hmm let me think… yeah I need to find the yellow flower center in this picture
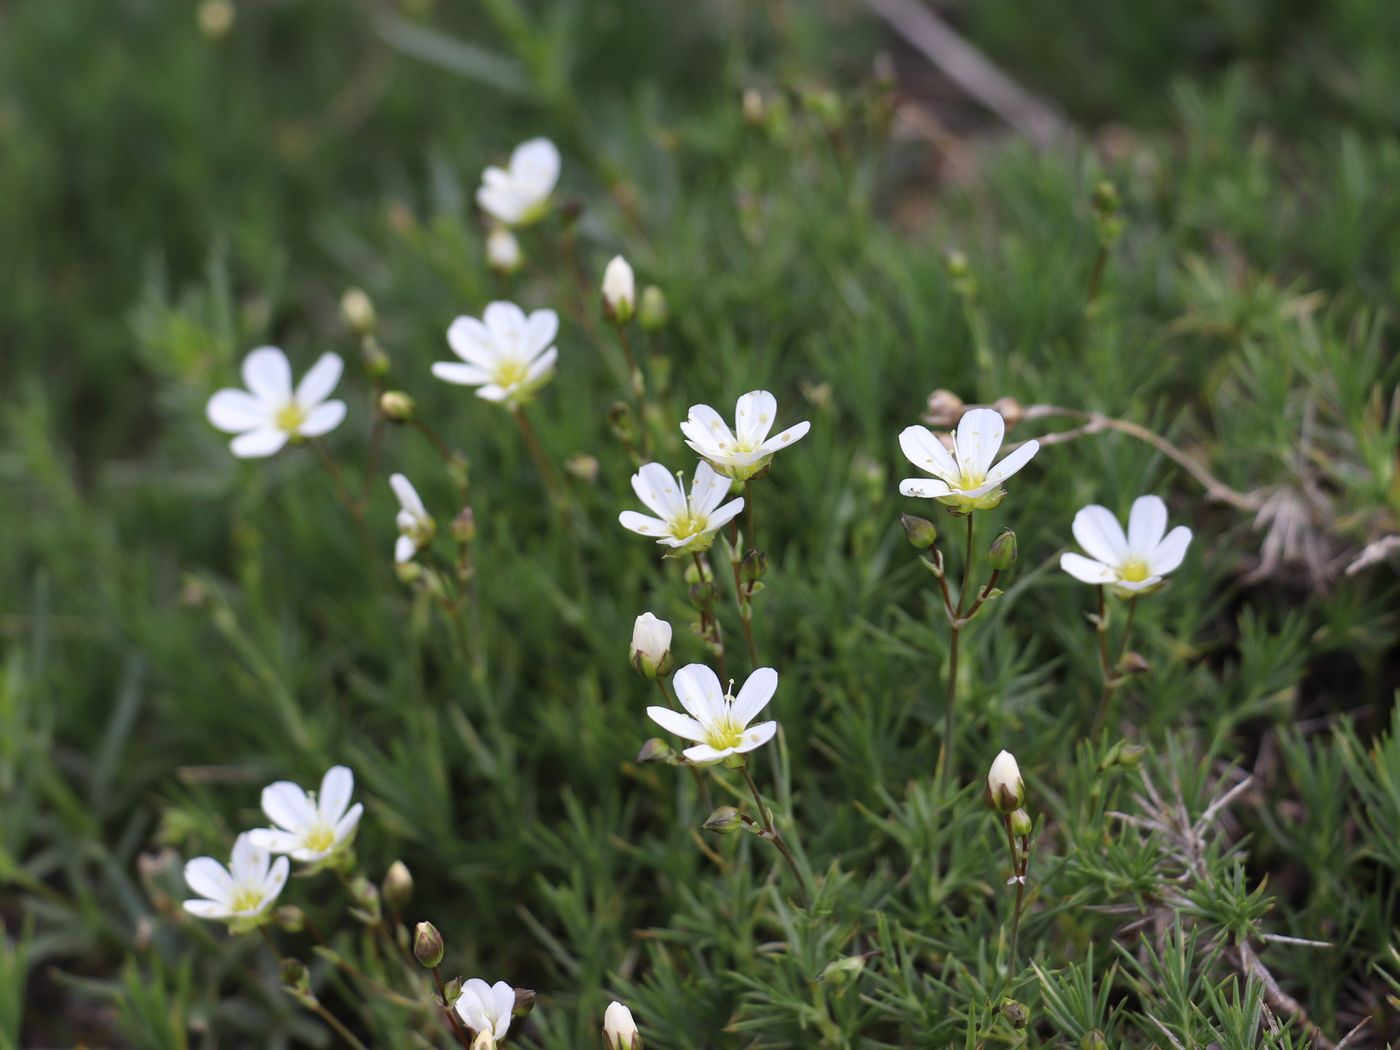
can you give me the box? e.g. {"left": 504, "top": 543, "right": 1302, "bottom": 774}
{"left": 492, "top": 358, "right": 530, "bottom": 389}
{"left": 667, "top": 513, "right": 709, "bottom": 541}
{"left": 230, "top": 887, "right": 264, "bottom": 913}
{"left": 953, "top": 468, "right": 986, "bottom": 491}
{"left": 304, "top": 825, "right": 336, "bottom": 853}
{"left": 703, "top": 711, "right": 745, "bottom": 751}
{"left": 1118, "top": 558, "right": 1151, "bottom": 582}
{"left": 275, "top": 402, "right": 307, "bottom": 433}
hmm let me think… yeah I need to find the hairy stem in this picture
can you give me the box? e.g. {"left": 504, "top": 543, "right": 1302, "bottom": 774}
{"left": 740, "top": 762, "right": 810, "bottom": 908}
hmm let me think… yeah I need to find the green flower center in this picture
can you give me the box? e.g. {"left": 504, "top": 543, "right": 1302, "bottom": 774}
{"left": 1119, "top": 558, "right": 1150, "bottom": 582}
{"left": 230, "top": 887, "right": 264, "bottom": 913}
{"left": 667, "top": 513, "right": 708, "bottom": 541}
{"left": 275, "top": 402, "right": 307, "bottom": 433}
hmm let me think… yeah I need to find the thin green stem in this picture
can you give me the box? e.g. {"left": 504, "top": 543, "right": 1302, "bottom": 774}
{"left": 510, "top": 405, "right": 564, "bottom": 505}
{"left": 613, "top": 324, "right": 651, "bottom": 457}
{"left": 691, "top": 553, "right": 727, "bottom": 683}
{"left": 432, "top": 965, "right": 473, "bottom": 1049}
{"left": 739, "top": 762, "right": 810, "bottom": 907}
{"left": 307, "top": 1000, "right": 372, "bottom": 1050}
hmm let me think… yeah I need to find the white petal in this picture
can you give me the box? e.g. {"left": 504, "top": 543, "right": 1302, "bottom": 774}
{"left": 523, "top": 309, "right": 559, "bottom": 356}
{"left": 395, "top": 534, "right": 416, "bottom": 563}
{"left": 986, "top": 439, "right": 1039, "bottom": 485}
{"left": 1127, "top": 495, "right": 1168, "bottom": 554}
{"left": 318, "top": 766, "right": 354, "bottom": 825}
{"left": 523, "top": 346, "right": 557, "bottom": 384}
{"left": 447, "top": 316, "right": 500, "bottom": 369}
{"left": 681, "top": 404, "right": 737, "bottom": 456}
{"left": 262, "top": 856, "right": 290, "bottom": 902}
{"left": 646, "top": 706, "right": 707, "bottom": 743}
{"left": 483, "top": 301, "right": 528, "bottom": 340}
{"left": 758, "top": 420, "right": 811, "bottom": 454}
{"left": 491, "top": 982, "right": 515, "bottom": 1036}
{"left": 295, "top": 353, "right": 343, "bottom": 407}
{"left": 688, "top": 461, "right": 731, "bottom": 517}
{"left": 206, "top": 389, "right": 270, "bottom": 433}
{"left": 229, "top": 427, "right": 289, "bottom": 458}
{"left": 334, "top": 802, "right": 364, "bottom": 844}
{"left": 183, "top": 857, "right": 233, "bottom": 903}
{"left": 734, "top": 390, "right": 778, "bottom": 446}
{"left": 230, "top": 832, "right": 271, "bottom": 883}
{"left": 1059, "top": 552, "right": 1118, "bottom": 584}
{"left": 247, "top": 828, "right": 303, "bottom": 855}
{"left": 898, "top": 425, "right": 959, "bottom": 482}
{"left": 682, "top": 743, "right": 732, "bottom": 765}
{"left": 618, "top": 511, "right": 669, "bottom": 537}
{"left": 734, "top": 720, "right": 778, "bottom": 753}
{"left": 432, "top": 362, "right": 492, "bottom": 387}
{"left": 1114, "top": 576, "right": 1164, "bottom": 593}
{"left": 953, "top": 408, "right": 1005, "bottom": 477}
{"left": 705, "top": 498, "right": 745, "bottom": 533}
{"left": 899, "top": 477, "right": 952, "bottom": 499}
{"left": 183, "top": 899, "right": 234, "bottom": 920}
{"left": 631, "top": 462, "right": 687, "bottom": 519}
{"left": 672, "top": 663, "right": 725, "bottom": 724}
{"left": 241, "top": 347, "right": 293, "bottom": 404}
{"left": 475, "top": 384, "right": 511, "bottom": 403}
{"left": 1149, "top": 525, "right": 1192, "bottom": 575}
{"left": 297, "top": 401, "right": 346, "bottom": 437}
{"left": 731, "top": 667, "right": 777, "bottom": 726}
{"left": 390, "top": 473, "right": 426, "bottom": 517}
{"left": 510, "top": 137, "right": 560, "bottom": 193}
{"left": 261, "top": 781, "right": 315, "bottom": 833}
{"left": 1072, "top": 505, "right": 1128, "bottom": 565}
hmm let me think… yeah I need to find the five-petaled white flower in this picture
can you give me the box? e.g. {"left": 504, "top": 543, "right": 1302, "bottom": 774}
{"left": 647, "top": 664, "right": 778, "bottom": 765}
{"left": 250, "top": 765, "right": 364, "bottom": 865}
{"left": 619, "top": 462, "right": 744, "bottom": 556}
{"left": 898, "top": 407, "right": 1039, "bottom": 512}
{"left": 1060, "top": 495, "right": 1192, "bottom": 596}
{"left": 433, "top": 301, "right": 559, "bottom": 408}
{"left": 456, "top": 979, "right": 515, "bottom": 1042}
{"left": 206, "top": 347, "right": 346, "bottom": 458}
{"left": 390, "top": 473, "right": 435, "bottom": 563}
{"left": 182, "top": 832, "right": 289, "bottom": 928}
{"left": 681, "top": 390, "right": 811, "bottom": 481}
{"left": 476, "top": 138, "right": 560, "bottom": 227}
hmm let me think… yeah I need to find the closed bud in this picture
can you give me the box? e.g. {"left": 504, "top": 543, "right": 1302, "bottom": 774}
{"left": 819, "top": 955, "right": 867, "bottom": 985}
{"left": 901, "top": 514, "right": 937, "bottom": 549}
{"left": 512, "top": 987, "right": 537, "bottom": 1018}
{"left": 442, "top": 976, "right": 462, "bottom": 1004}
{"left": 604, "top": 1001, "right": 642, "bottom": 1049}
{"left": 280, "top": 958, "right": 313, "bottom": 1005}
{"left": 379, "top": 390, "right": 416, "bottom": 422}
{"left": 382, "top": 861, "right": 413, "bottom": 911}
{"left": 689, "top": 580, "right": 718, "bottom": 612}
{"left": 924, "top": 389, "right": 965, "bottom": 427}
{"left": 630, "top": 613, "right": 674, "bottom": 679}
{"left": 396, "top": 560, "right": 424, "bottom": 585}
{"left": 943, "top": 250, "right": 970, "bottom": 279}
{"left": 413, "top": 921, "right": 445, "bottom": 968}
{"left": 608, "top": 401, "right": 636, "bottom": 442}
{"left": 362, "top": 336, "right": 391, "bottom": 378}
{"left": 1116, "top": 650, "right": 1150, "bottom": 676}
{"left": 1009, "top": 807, "right": 1032, "bottom": 838}
{"left": 349, "top": 875, "right": 380, "bottom": 919}
{"left": 341, "top": 288, "right": 376, "bottom": 335}
{"left": 565, "top": 453, "right": 600, "bottom": 485}
{"left": 197, "top": 0, "right": 236, "bottom": 39}
{"left": 1081, "top": 1031, "right": 1107, "bottom": 1050}
{"left": 1092, "top": 179, "right": 1120, "bottom": 216}
{"left": 703, "top": 806, "right": 746, "bottom": 835}
{"left": 985, "top": 750, "right": 1024, "bottom": 814}
{"left": 742, "top": 88, "right": 766, "bottom": 125}
{"left": 1000, "top": 999, "right": 1029, "bottom": 1029}
{"left": 636, "top": 738, "right": 673, "bottom": 764}
{"left": 274, "top": 906, "right": 305, "bottom": 933}
{"left": 987, "top": 529, "right": 1018, "bottom": 571}
{"left": 451, "top": 507, "right": 477, "bottom": 545}
{"left": 991, "top": 396, "right": 1024, "bottom": 426}
{"left": 487, "top": 227, "right": 522, "bottom": 274}
{"left": 741, "top": 549, "right": 768, "bottom": 583}
{"left": 602, "top": 255, "right": 636, "bottom": 324}
{"left": 639, "top": 285, "right": 668, "bottom": 330}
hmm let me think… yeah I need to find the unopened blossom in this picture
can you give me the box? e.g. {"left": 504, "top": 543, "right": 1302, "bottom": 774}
{"left": 476, "top": 138, "right": 560, "bottom": 227}
{"left": 602, "top": 255, "right": 635, "bottom": 323}
{"left": 487, "top": 227, "right": 522, "bottom": 274}
{"left": 182, "top": 832, "right": 289, "bottom": 929}
{"left": 432, "top": 301, "right": 559, "bottom": 408}
{"left": 630, "top": 612, "right": 673, "bottom": 679}
{"left": 390, "top": 473, "right": 435, "bottom": 563}
{"left": 250, "top": 765, "right": 364, "bottom": 865}
{"left": 604, "top": 1001, "right": 641, "bottom": 1050}
{"left": 206, "top": 347, "right": 346, "bottom": 458}
{"left": 618, "top": 462, "right": 744, "bottom": 555}
{"left": 646, "top": 664, "right": 778, "bottom": 765}
{"left": 899, "top": 407, "right": 1039, "bottom": 512}
{"left": 1060, "top": 495, "right": 1192, "bottom": 596}
{"left": 986, "top": 750, "right": 1024, "bottom": 814}
{"left": 456, "top": 979, "right": 515, "bottom": 1042}
{"left": 681, "top": 390, "right": 811, "bottom": 481}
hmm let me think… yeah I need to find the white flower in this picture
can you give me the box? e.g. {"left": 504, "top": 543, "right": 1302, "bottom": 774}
{"left": 456, "top": 979, "right": 514, "bottom": 1042}
{"left": 602, "top": 255, "right": 635, "bottom": 323}
{"left": 618, "top": 461, "right": 745, "bottom": 556}
{"left": 681, "top": 390, "right": 811, "bottom": 481}
{"left": 206, "top": 347, "right": 346, "bottom": 458}
{"left": 432, "top": 301, "right": 559, "bottom": 408}
{"left": 390, "top": 473, "right": 435, "bottom": 563}
{"left": 646, "top": 664, "right": 778, "bottom": 765}
{"left": 986, "top": 749, "right": 1023, "bottom": 813}
{"left": 898, "top": 407, "right": 1039, "bottom": 512}
{"left": 603, "top": 1001, "right": 641, "bottom": 1050}
{"left": 476, "top": 138, "right": 560, "bottom": 227}
{"left": 1060, "top": 495, "right": 1192, "bottom": 596}
{"left": 182, "top": 832, "right": 289, "bottom": 928}
{"left": 249, "top": 765, "right": 364, "bottom": 865}
{"left": 630, "top": 612, "right": 673, "bottom": 679}
{"left": 487, "top": 227, "right": 522, "bottom": 274}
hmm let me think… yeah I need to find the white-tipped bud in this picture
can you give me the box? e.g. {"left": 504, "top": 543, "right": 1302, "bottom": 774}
{"left": 986, "top": 750, "right": 1024, "bottom": 814}
{"left": 603, "top": 1001, "right": 641, "bottom": 1050}
{"left": 487, "top": 227, "right": 522, "bottom": 274}
{"left": 629, "top": 613, "right": 673, "bottom": 679}
{"left": 602, "top": 255, "right": 636, "bottom": 324}
{"left": 340, "top": 288, "right": 376, "bottom": 335}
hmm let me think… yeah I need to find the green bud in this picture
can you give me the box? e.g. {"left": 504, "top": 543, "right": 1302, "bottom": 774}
{"left": 639, "top": 285, "right": 668, "bottom": 330}
{"left": 900, "top": 514, "right": 937, "bottom": 549}
{"left": 396, "top": 560, "right": 424, "bottom": 585}
{"left": 442, "top": 976, "right": 462, "bottom": 1004}
{"left": 512, "top": 987, "right": 537, "bottom": 1018}
{"left": 1001, "top": 999, "right": 1029, "bottom": 1029}
{"left": 447, "top": 453, "right": 470, "bottom": 494}
{"left": 608, "top": 401, "right": 636, "bottom": 443}
{"left": 741, "top": 549, "right": 768, "bottom": 583}
{"left": 274, "top": 906, "right": 305, "bottom": 933}
{"left": 348, "top": 875, "right": 381, "bottom": 922}
{"left": 280, "top": 958, "right": 314, "bottom": 1006}
{"left": 382, "top": 861, "right": 413, "bottom": 911}
{"left": 987, "top": 529, "right": 1018, "bottom": 571}
{"left": 361, "top": 336, "right": 390, "bottom": 378}
{"left": 636, "top": 738, "right": 674, "bottom": 764}
{"left": 413, "top": 921, "right": 445, "bottom": 969}
{"left": 818, "top": 955, "right": 867, "bottom": 985}
{"left": 689, "top": 580, "right": 718, "bottom": 612}
{"left": 703, "top": 806, "right": 746, "bottom": 835}
{"left": 1092, "top": 179, "right": 1120, "bottom": 217}
{"left": 451, "top": 507, "right": 477, "bottom": 545}
{"left": 1081, "top": 1031, "right": 1107, "bottom": 1050}
{"left": 379, "top": 390, "right": 415, "bottom": 422}
{"left": 1009, "top": 807, "right": 1032, "bottom": 838}
{"left": 1116, "top": 650, "right": 1150, "bottom": 676}
{"left": 944, "top": 249, "right": 971, "bottom": 279}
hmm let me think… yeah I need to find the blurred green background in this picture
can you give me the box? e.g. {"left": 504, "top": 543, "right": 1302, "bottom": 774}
{"left": 3, "top": 0, "right": 1399, "bottom": 1046}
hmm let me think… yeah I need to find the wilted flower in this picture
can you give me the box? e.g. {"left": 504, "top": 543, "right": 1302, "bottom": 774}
{"left": 602, "top": 255, "right": 636, "bottom": 323}
{"left": 899, "top": 407, "right": 1039, "bottom": 512}
{"left": 182, "top": 832, "right": 288, "bottom": 929}
{"left": 432, "top": 301, "right": 559, "bottom": 408}
{"left": 487, "top": 227, "right": 522, "bottom": 274}
{"left": 390, "top": 473, "right": 435, "bottom": 563}
{"left": 630, "top": 612, "right": 673, "bottom": 679}
{"left": 206, "top": 347, "right": 346, "bottom": 458}
{"left": 250, "top": 765, "right": 364, "bottom": 865}
{"left": 603, "top": 1001, "right": 641, "bottom": 1049}
{"left": 456, "top": 979, "right": 515, "bottom": 1042}
{"left": 476, "top": 138, "right": 560, "bottom": 227}
{"left": 681, "top": 391, "right": 811, "bottom": 481}
{"left": 986, "top": 750, "right": 1024, "bottom": 814}
{"left": 1060, "top": 495, "right": 1192, "bottom": 596}
{"left": 646, "top": 664, "right": 778, "bottom": 765}
{"left": 618, "top": 462, "right": 744, "bottom": 556}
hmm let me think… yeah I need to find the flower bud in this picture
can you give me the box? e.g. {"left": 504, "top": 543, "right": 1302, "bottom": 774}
{"left": 1009, "top": 807, "right": 1032, "bottom": 838}
{"left": 379, "top": 390, "right": 416, "bottom": 423}
{"left": 900, "top": 514, "right": 937, "bottom": 549}
{"left": 1091, "top": 179, "right": 1120, "bottom": 216}
{"left": 1081, "top": 1031, "right": 1107, "bottom": 1050}
{"left": 512, "top": 987, "right": 537, "bottom": 1018}
{"left": 197, "top": 0, "right": 236, "bottom": 39}
{"left": 991, "top": 396, "right": 1024, "bottom": 426}
{"left": 703, "top": 806, "right": 746, "bottom": 835}
{"left": 361, "top": 336, "right": 391, "bottom": 378}
{"left": 341, "top": 288, "right": 376, "bottom": 335}
{"left": 608, "top": 401, "right": 636, "bottom": 443}
{"left": 414, "top": 921, "right": 445, "bottom": 968}
{"left": 985, "top": 750, "right": 1024, "bottom": 814}
{"left": 1001, "top": 999, "right": 1029, "bottom": 1029}
{"left": 741, "top": 549, "right": 768, "bottom": 583}
{"left": 924, "top": 389, "right": 965, "bottom": 427}
{"left": 818, "top": 955, "right": 868, "bottom": 986}
{"left": 1116, "top": 650, "right": 1150, "bottom": 676}
{"left": 943, "top": 250, "right": 970, "bottom": 279}
{"left": 603, "top": 1001, "right": 641, "bottom": 1049}
{"left": 630, "top": 613, "right": 674, "bottom": 679}
{"left": 274, "top": 906, "right": 306, "bottom": 933}
{"left": 487, "top": 227, "right": 522, "bottom": 275}
{"left": 987, "top": 529, "right": 1017, "bottom": 571}
{"left": 442, "top": 976, "right": 462, "bottom": 1004}
{"left": 636, "top": 738, "right": 673, "bottom": 764}
{"left": 602, "top": 255, "right": 636, "bottom": 324}
{"left": 451, "top": 507, "right": 477, "bottom": 545}
{"left": 639, "top": 285, "right": 668, "bottom": 330}
{"left": 280, "top": 958, "right": 313, "bottom": 1006}
{"left": 565, "top": 453, "right": 600, "bottom": 485}
{"left": 742, "top": 88, "right": 766, "bottom": 125}
{"left": 396, "top": 560, "right": 425, "bottom": 585}
{"left": 348, "top": 875, "right": 380, "bottom": 920}
{"left": 689, "top": 580, "right": 718, "bottom": 612}
{"left": 382, "top": 861, "right": 413, "bottom": 911}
